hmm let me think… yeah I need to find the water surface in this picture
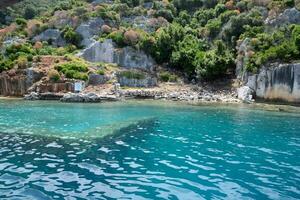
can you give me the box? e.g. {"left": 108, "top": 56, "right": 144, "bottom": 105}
{"left": 0, "top": 100, "right": 299, "bottom": 199}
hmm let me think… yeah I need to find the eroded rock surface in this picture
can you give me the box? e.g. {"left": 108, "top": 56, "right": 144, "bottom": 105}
{"left": 79, "top": 39, "right": 156, "bottom": 70}
{"left": 241, "top": 63, "right": 300, "bottom": 102}
{"left": 33, "top": 29, "right": 66, "bottom": 47}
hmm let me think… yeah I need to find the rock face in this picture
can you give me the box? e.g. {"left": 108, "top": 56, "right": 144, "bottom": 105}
{"left": 0, "top": 69, "right": 44, "bottom": 96}
{"left": 79, "top": 39, "right": 114, "bottom": 63}
{"left": 267, "top": 8, "right": 300, "bottom": 27}
{"left": 33, "top": 29, "right": 66, "bottom": 47}
{"left": 79, "top": 39, "right": 155, "bottom": 70}
{"left": 76, "top": 18, "right": 105, "bottom": 47}
{"left": 240, "top": 63, "right": 300, "bottom": 102}
{"left": 116, "top": 47, "right": 155, "bottom": 70}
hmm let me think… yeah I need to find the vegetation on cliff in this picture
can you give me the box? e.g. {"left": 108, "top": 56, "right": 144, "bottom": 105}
{"left": 0, "top": 0, "right": 300, "bottom": 81}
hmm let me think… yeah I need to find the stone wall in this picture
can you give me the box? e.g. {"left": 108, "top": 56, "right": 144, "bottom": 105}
{"left": 117, "top": 76, "right": 157, "bottom": 88}
{"left": 0, "top": 69, "right": 44, "bottom": 96}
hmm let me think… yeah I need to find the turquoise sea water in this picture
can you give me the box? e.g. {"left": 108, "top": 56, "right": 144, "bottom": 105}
{"left": 0, "top": 100, "right": 299, "bottom": 199}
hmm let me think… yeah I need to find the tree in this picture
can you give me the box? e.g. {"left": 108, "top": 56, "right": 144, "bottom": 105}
{"left": 24, "top": 5, "right": 37, "bottom": 20}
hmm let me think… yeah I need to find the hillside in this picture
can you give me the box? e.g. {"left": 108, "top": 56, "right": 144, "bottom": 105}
{"left": 0, "top": 0, "right": 300, "bottom": 103}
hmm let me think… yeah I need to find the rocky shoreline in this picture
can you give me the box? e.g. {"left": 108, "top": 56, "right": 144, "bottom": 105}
{"left": 23, "top": 85, "right": 240, "bottom": 104}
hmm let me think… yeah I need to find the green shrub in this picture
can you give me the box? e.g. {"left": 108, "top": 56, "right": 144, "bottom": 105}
{"left": 159, "top": 72, "right": 178, "bottom": 82}
{"left": 48, "top": 69, "right": 61, "bottom": 82}
{"left": 96, "top": 69, "right": 105, "bottom": 75}
{"left": 0, "top": 59, "right": 14, "bottom": 73}
{"left": 62, "top": 26, "right": 82, "bottom": 47}
{"left": 15, "top": 18, "right": 27, "bottom": 26}
{"left": 107, "top": 30, "right": 125, "bottom": 47}
{"left": 17, "top": 56, "right": 28, "bottom": 69}
{"left": 55, "top": 61, "right": 89, "bottom": 80}
{"left": 24, "top": 5, "right": 37, "bottom": 19}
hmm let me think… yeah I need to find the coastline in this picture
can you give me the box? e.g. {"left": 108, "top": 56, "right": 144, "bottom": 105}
{"left": 2, "top": 92, "right": 300, "bottom": 114}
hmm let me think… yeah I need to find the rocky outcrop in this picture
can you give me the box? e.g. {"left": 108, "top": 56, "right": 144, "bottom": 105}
{"left": 122, "top": 16, "right": 168, "bottom": 33}
{"left": 237, "top": 86, "right": 254, "bottom": 103}
{"left": 78, "top": 39, "right": 114, "bottom": 63}
{"left": 33, "top": 29, "right": 66, "bottom": 47}
{"left": 0, "top": 68, "right": 44, "bottom": 96}
{"left": 238, "top": 63, "right": 300, "bottom": 102}
{"left": 79, "top": 39, "right": 155, "bottom": 70}
{"left": 76, "top": 17, "right": 104, "bottom": 47}
{"left": 266, "top": 8, "right": 300, "bottom": 27}
{"left": 88, "top": 74, "right": 110, "bottom": 85}
{"left": 116, "top": 47, "right": 155, "bottom": 70}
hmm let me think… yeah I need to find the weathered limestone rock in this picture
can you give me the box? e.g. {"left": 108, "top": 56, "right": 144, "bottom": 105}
{"left": 0, "top": 69, "right": 44, "bottom": 96}
{"left": 33, "top": 29, "right": 66, "bottom": 47}
{"left": 236, "top": 38, "right": 252, "bottom": 81}
{"left": 79, "top": 39, "right": 156, "bottom": 70}
{"left": 237, "top": 86, "right": 254, "bottom": 103}
{"left": 115, "top": 46, "right": 155, "bottom": 70}
{"left": 266, "top": 8, "right": 300, "bottom": 27}
{"left": 76, "top": 17, "right": 105, "bottom": 47}
{"left": 78, "top": 39, "right": 115, "bottom": 63}
{"left": 242, "top": 63, "right": 300, "bottom": 102}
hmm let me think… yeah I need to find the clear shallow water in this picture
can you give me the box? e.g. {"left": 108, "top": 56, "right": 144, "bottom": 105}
{"left": 0, "top": 100, "right": 299, "bottom": 199}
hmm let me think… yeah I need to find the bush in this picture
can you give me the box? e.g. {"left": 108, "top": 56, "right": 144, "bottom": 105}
{"left": 159, "top": 72, "right": 178, "bottom": 82}
{"left": 24, "top": 6, "right": 37, "bottom": 19}
{"left": 107, "top": 30, "right": 125, "bottom": 47}
{"left": 48, "top": 69, "right": 61, "bottom": 82}
{"left": 62, "top": 26, "right": 82, "bottom": 47}
{"left": 170, "top": 34, "right": 207, "bottom": 76}
{"left": 17, "top": 56, "right": 28, "bottom": 69}
{"left": 124, "top": 30, "right": 140, "bottom": 45}
{"left": 96, "top": 69, "right": 105, "bottom": 75}
{"left": 0, "top": 59, "right": 14, "bottom": 73}
{"left": 55, "top": 61, "right": 89, "bottom": 81}
{"left": 15, "top": 18, "right": 27, "bottom": 27}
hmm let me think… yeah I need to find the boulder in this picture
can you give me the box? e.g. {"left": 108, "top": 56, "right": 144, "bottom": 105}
{"left": 88, "top": 74, "right": 110, "bottom": 85}
{"left": 237, "top": 86, "right": 254, "bottom": 103}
